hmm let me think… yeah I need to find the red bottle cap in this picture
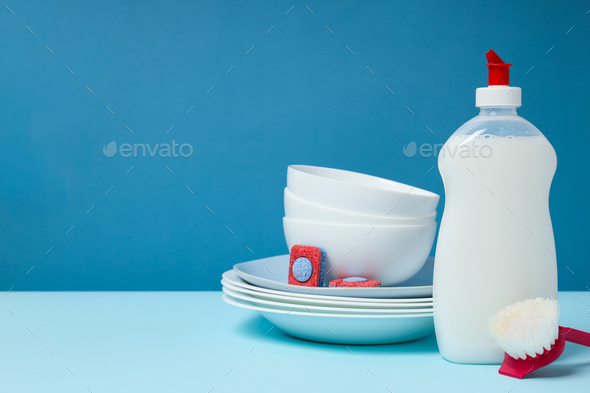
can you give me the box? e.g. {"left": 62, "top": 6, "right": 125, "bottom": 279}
{"left": 486, "top": 50, "right": 512, "bottom": 85}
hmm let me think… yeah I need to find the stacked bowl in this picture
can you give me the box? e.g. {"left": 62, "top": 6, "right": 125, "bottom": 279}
{"left": 284, "top": 165, "right": 440, "bottom": 287}
{"left": 222, "top": 166, "right": 441, "bottom": 345}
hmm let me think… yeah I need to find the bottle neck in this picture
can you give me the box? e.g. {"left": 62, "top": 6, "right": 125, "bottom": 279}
{"left": 479, "top": 106, "right": 518, "bottom": 116}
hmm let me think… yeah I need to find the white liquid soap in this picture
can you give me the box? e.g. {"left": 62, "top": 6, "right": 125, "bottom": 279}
{"left": 433, "top": 50, "right": 558, "bottom": 364}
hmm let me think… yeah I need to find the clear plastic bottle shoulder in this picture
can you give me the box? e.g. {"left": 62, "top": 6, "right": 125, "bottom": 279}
{"left": 453, "top": 112, "right": 543, "bottom": 139}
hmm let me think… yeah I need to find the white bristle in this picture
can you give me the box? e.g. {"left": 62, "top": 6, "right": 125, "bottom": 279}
{"left": 488, "top": 298, "right": 560, "bottom": 360}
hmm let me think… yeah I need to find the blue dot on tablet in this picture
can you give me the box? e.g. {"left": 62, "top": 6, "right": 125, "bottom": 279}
{"left": 343, "top": 277, "right": 367, "bottom": 283}
{"left": 292, "top": 257, "right": 313, "bottom": 282}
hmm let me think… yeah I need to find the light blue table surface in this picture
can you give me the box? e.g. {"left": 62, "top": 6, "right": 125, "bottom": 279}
{"left": 1, "top": 291, "right": 589, "bottom": 392}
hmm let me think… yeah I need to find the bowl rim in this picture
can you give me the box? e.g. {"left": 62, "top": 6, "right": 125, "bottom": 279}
{"left": 284, "top": 187, "right": 437, "bottom": 221}
{"left": 288, "top": 165, "right": 439, "bottom": 199}
{"left": 283, "top": 215, "right": 438, "bottom": 229}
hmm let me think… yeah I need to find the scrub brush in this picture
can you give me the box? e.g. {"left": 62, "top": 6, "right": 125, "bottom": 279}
{"left": 489, "top": 298, "right": 590, "bottom": 379}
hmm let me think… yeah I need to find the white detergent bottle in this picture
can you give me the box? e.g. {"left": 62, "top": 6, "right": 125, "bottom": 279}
{"left": 433, "top": 50, "right": 558, "bottom": 364}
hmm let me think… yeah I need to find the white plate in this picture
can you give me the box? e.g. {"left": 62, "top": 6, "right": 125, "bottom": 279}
{"left": 233, "top": 255, "right": 433, "bottom": 298}
{"left": 222, "top": 278, "right": 433, "bottom": 309}
{"left": 222, "top": 286, "right": 432, "bottom": 314}
{"left": 223, "top": 270, "right": 433, "bottom": 303}
{"left": 222, "top": 293, "right": 434, "bottom": 344}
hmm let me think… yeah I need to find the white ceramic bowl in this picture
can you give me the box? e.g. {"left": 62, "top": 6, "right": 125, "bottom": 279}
{"left": 284, "top": 187, "right": 437, "bottom": 225}
{"left": 283, "top": 217, "right": 437, "bottom": 286}
{"left": 287, "top": 165, "right": 439, "bottom": 217}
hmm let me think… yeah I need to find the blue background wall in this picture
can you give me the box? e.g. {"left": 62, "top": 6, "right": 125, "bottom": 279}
{"left": 1, "top": 0, "right": 589, "bottom": 291}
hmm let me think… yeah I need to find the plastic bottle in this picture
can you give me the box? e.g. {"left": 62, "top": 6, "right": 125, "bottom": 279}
{"left": 433, "top": 50, "right": 558, "bottom": 364}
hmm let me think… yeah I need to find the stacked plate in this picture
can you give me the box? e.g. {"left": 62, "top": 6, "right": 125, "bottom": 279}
{"left": 222, "top": 255, "right": 435, "bottom": 345}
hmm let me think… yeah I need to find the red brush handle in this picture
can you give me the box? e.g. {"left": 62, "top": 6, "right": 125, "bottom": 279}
{"left": 560, "top": 326, "right": 590, "bottom": 347}
{"left": 499, "top": 330, "right": 566, "bottom": 379}
{"left": 499, "top": 327, "right": 590, "bottom": 379}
